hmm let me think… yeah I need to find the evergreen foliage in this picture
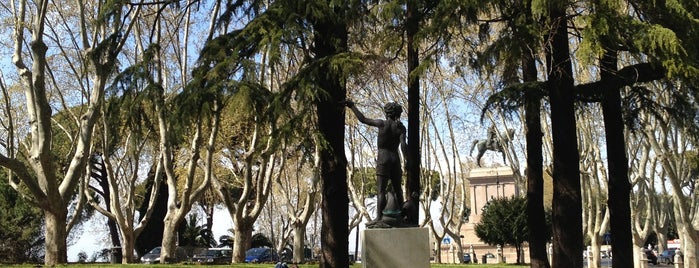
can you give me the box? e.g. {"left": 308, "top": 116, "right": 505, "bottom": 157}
{"left": 0, "top": 172, "right": 44, "bottom": 263}
{"left": 474, "top": 196, "right": 550, "bottom": 263}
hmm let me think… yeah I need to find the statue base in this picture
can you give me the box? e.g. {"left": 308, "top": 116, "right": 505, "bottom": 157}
{"left": 361, "top": 227, "right": 430, "bottom": 268}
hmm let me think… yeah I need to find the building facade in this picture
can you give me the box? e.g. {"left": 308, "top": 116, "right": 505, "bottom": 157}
{"left": 438, "top": 166, "right": 529, "bottom": 264}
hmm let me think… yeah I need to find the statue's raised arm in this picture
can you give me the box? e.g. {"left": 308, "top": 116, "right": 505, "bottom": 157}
{"left": 345, "top": 99, "right": 383, "bottom": 127}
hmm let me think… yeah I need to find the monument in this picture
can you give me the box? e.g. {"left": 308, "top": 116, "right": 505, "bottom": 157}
{"left": 470, "top": 126, "right": 515, "bottom": 167}
{"left": 449, "top": 166, "right": 525, "bottom": 263}
{"left": 345, "top": 100, "right": 411, "bottom": 227}
{"left": 345, "top": 100, "right": 429, "bottom": 268}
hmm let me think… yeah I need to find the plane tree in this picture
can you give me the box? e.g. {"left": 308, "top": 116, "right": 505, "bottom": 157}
{"left": 577, "top": 107, "right": 611, "bottom": 268}
{"left": 475, "top": 196, "right": 545, "bottom": 264}
{"left": 101, "top": 1, "right": 225, "bottom": 262}
{"left": 260, "top": 136, "right": 321, "bottom": 264}
{"left": 210, "top": 87, "right": 285, "bottom": 262}
{"left": 82, "top": 66, "right": 163, "bottom": 262}
{"left": 636, "top": 84, "right": 699, "bottom": 268}
{"left": 3, "top": 0, "right": 142, "bottom": 264}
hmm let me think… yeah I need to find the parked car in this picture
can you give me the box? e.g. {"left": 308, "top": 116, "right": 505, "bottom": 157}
{"left": 462, "top": 254, "right": 471, "bottom": 263}
{"left": 659, "top": 248, "right": 677, "bottom": 264}
{"left": 245, "top": 247, "right": 276, "bottom": 263}
{"left": 192, "top": 247, "right": 232, "bottom": 264}
{"left": 140, "top": 246, "right": 188, "bottom": 264}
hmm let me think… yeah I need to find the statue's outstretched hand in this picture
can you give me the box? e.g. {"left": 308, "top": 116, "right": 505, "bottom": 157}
{"left": 344, "top": 99, "right": 355, "bottom": 108}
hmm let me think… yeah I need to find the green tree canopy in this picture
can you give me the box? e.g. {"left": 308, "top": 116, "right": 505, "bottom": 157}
{"left": 475, "top": 196, "right": 549, "bottom": 264}
{"left": 0, "top": 171, "right": 44, "bottom": 263}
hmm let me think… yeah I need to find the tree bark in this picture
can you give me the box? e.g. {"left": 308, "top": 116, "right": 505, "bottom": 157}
{"left": 600, "top": 49, "right": 634, "bottom": 268}
{"left": 232, "top": 220, "right": 254, "bottom": 262}
{"left": 312, "top": 8, "right": 349, "bottom": 267}
{"left": 524, "top": 51, "right": 550, "bottom": 268}
{"left": 120, "top": 228, "right": 136, "bottom": 263}
{"left": 44, "top": 208, "right": 68, "bottom": 265}
{"left": 405, "top": 0, "right": 421, "bottom": 226}
{"left": 161, "top": 215, "right": 183, "bottom": 263}
{"left": 293, "top": 225, "right": 306, "bottom": 263}
{"left": 546, "top": 2, "right": 583, "bottom": 268}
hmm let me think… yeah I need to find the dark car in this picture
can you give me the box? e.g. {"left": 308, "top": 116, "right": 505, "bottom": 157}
{"left": 463, "top": 254, "right": 471, "bottom": 263}
{"left": 245, "top": 247, "right": 275, "bottom": 263}
{"left": 192, "top": 247, "right": 232, "bottom": 264}
{"left": 659, "top": 249, "right": 677, "bottom": 264}
{"left": 140, "top": 246, "right": 189, "bottom": 264}
{"left": 644, "top": 249, "right": 658, "bottom": 265}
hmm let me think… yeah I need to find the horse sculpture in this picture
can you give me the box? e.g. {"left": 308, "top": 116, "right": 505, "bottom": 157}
{"left": 470, "top": 128, "right": 515, "bottom": 167}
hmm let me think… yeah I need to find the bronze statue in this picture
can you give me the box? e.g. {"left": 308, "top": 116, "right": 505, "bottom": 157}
{"left": 470, "top": 127, "right": 515, "bottom": 167}
{"left": 345, "top": 100, "right": 407, "bottom": 227}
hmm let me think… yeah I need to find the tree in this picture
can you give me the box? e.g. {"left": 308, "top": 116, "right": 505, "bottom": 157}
{"left": 272, "top": 139, "right": 321, "bottom": 264}
{"left": 251, "top": 233, "right": 273, "bottom": 249}
{"left": 83, "top": 84, "right": 163, "bottom": 262}
{"left": 135, "top": 167, "right": 169, "bottom": 256}
{"left": 571, "top": 1, "right": 698, "bottom": 266}
{"left": 86, "top": 155, "right": 121, "bottom": 249}
{"left": 577, "top": 107, "right": 611, "bottom": 268}
{"left": 638, "top": 88, "right": 699, "bottom": 268}
{"left": 312, "top": 8, "right": 352, "bottom": 267}
{"left": 422, "top": 79, "right": 470, "bottom": 263}
{"left": 545, "top": 2, "right": 584, "bottom": 267}
{"left": 211, "top": 96, "right": 282, "bottom": 262}
{"left": 4, "top": 0, "right": 140, "bottom": 264}
{"left": 475, "top": 196, "right": 545, "bottom": 264}
{"left": 212, "top": 1, "right": 365, "bottom": 266}
{"left": 0, "top": 169, "right": 43, "bottom": 263}
{"left": 0, "top": 71, "right": 43, "bottom": 263}
{"left": 476, "top": 1, "right": 698, "bottom": 267}
{"left": 119, "top": 2, "right": 223, "bottom": 262}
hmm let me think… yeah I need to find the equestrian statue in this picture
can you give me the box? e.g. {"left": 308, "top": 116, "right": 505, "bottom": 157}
{"left": 470, "top": 126, "right": 515, "bottom": 167}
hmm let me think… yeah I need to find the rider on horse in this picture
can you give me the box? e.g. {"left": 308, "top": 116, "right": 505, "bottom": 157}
{"left": 486, "top": 125, "right": 498, "bottom": 149}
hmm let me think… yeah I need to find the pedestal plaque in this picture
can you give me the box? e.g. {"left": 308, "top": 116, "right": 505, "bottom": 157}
{"left": 362, "top": 227, "right": 430, "bottom": 268}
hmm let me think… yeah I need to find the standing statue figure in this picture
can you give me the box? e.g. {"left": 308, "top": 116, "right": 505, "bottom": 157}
{"left": 345, "top": 100, "right": 408, "bottom": 226}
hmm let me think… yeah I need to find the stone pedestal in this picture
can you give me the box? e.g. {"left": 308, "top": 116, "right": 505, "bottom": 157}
{"left": 468, "top": 167, "right": 516, "bottom": 223}
{"left": 362, "top": 227, "right": 430, "bottom": 268}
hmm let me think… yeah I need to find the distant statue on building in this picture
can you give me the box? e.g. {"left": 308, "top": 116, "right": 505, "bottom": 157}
{"left": 345, "top": 100, "right": 409, "bottom": 227}
{"left": 470, "top": 126, "right": 515, "bottom": 167}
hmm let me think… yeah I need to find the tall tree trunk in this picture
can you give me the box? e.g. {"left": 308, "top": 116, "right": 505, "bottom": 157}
{"left": 232, "top": 220, "right": 253, "bottom": 262}
{"left": 524, "top": 53, "right": 550, "bottom": 268}
{"left": 161, "top": 215, "right": 182, "bottom": 263}
{"left": 120, "top": 228, "right": 136, "bottom": 263}
{"left": 600, "top": 49, "right": 634, "bottom": 268}
{"left": 405, "top": 0, "right": 421, "bottom": 226}
{"left": 546, "top": 3, "right": 583, "bottom": 268}
{"left": 44, "top": 208, "right": 68, "bottom": 265}
{"left": 293, "top": 225, "right": 306, "bottom": 263}
{"left": 313, "top": 9, "right": 349, "bottom": 268}
{"left": 679, "top": 228, "right": 698, "bottom": 268}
